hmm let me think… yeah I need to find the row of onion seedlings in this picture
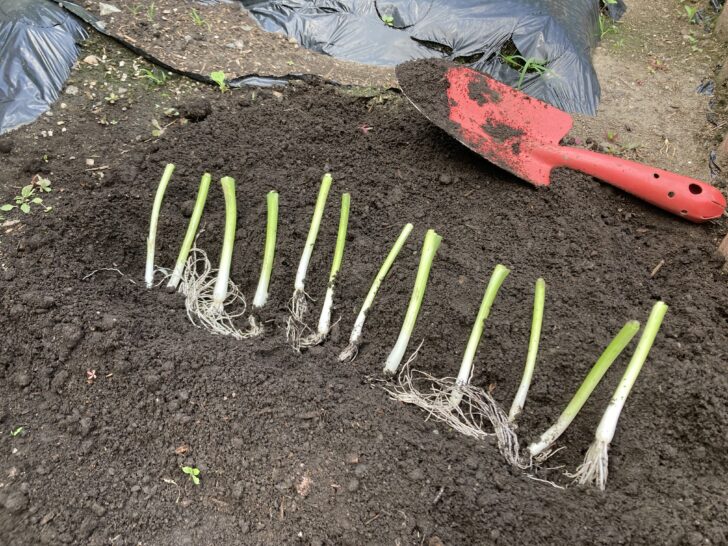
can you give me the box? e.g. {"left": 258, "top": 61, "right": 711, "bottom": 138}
{"left": 144, "top": 165, "right": 412, "bottom": 353}
{"left": 383, "top": 242, "right": 668, "bottom": 490}
{"left": 145, "top": 164, "right": 668, "bottom": 489}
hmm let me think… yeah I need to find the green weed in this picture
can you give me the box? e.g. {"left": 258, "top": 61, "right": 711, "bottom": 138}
{"left": 182, "top": 466, "right": 201, "bottom": 486}
{"left": 500, "top": 54, "right": 549, "bottom": 90}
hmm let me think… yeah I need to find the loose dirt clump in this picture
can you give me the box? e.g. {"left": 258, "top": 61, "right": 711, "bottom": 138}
{"left": 1, "top": 41, "right": 728, "bottom": 546}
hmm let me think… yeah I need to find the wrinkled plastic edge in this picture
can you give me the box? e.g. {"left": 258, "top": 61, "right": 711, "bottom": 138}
{"left": 0, "top": 2, "right": 88, "bottom": 135}
{"left": 605, "top": 0, "right": 628, "bottom": 20}
{"left": 57, "top": 0, "right": 343, "bottom": 90}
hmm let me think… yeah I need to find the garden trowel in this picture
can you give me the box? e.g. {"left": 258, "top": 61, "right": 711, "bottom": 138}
{"left": 396, "top": 59, "right": 725, "bottom": 223}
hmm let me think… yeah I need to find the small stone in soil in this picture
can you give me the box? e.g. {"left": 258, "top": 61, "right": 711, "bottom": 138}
{"left": 181, "top": 200, "right": 195, "bottom": 217}
{"left": 90, "top": 502, "right": 106, "bottom": 517}
{"left": 408, "top": 468, "right": 425, "bottom": 481}
{"left": 14, "top": 371, "right": 32, "bottom": 388}
{"left": 4, "top": 491, "right": 29, "bottom": 514}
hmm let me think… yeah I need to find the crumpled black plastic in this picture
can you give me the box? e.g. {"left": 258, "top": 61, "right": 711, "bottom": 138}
{"left": 0, "top": 0, "right": 87, "bottom": 134}
{"left": 242, "top": 0, "right": 624, "bottom": 114}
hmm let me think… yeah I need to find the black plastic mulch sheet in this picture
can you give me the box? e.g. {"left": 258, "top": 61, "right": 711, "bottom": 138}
{"left": 0, "top": 0, "right": 624, "bottom": 134}
{"left": 242, "top": 0, "right": 624, "bottom": 115}
{"left": 0, "top": 0, "right": 87, "bottom": 134}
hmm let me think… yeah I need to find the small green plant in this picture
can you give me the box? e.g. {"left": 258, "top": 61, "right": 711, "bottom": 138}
{"left": 598, "top": 13, "right": 618, "bottom": 38}
{"left": 684, "top": 5, "right": 698, "bottom": 23}
{"left": 1, "top": 175, "right": 52, "bottom": 216}
{"left": 10, "top": 427, "right": 23, "bottom": 437}
{"left": 182, "top": 466, "right": 201, "bottom": 485}
{"left": 129, "top": 4, "right": 142, "bottom": 16}
{"left": 190, "top": 8, "right": 208, "bottom": 27}
{"left": 151, "top": 119, "right": 171, "bottom": 138}
{"left": 210, "top": 71, "right": 229, "bottom": 93}
{"left": 104, "top": 92, "right": 120, "bottom": 104}
{"left": 381, "top": 14, "right": 394, "bottom": 27}
{"left": 599, "top": 130, "right": 639, "bottom": 156}
{"left": 147, "top": 2, "right": 157, "bottom": 22}
{"left": 500, "top": 54, "right": 549, "bottom": 90}
{"left": 139, "top": 68, "right": 168, "bottom": 86}
{"left": 685, "top": 33, "right": 702, "bottom": 52}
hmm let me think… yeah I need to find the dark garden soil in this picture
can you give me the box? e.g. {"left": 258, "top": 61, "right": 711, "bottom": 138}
{"left": 1, "top": 75, "right": 728, "bottom": 545}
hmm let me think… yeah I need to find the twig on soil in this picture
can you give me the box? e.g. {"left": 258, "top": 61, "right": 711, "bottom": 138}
{"left": 365, "top": 513, "right": 382, "bottom": 525}
{"left": 82, "top": 267, "right": 137, "bottom": 284}
{"left": 162, "top": 477, "right": 182, "bottom": 503}
{"left": 525, "top": 474, "right": 565, "bottom": 490}
{"left": 650, "top": 259, "right": 665, "bottom": 278}
{"left": 432, "top": 486, "right": 445, "bottom": 504}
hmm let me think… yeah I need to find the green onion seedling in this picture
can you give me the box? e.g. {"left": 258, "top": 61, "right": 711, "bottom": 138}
{"left": 339, "top": 223, "right": 413, "bottom": 362}
{"left": 570, "top": 301, "right": 668, "bottom": 490}
{"left": 145, "top": 163, "right": 175, "bottom": 288}
{"left": 527, "top": 320, "right": 640, "bottom": 460}
{"left": 508, "top": 278, "right": 545, "bottom": 423}
{"left": 167, "top": 173, "right": 211, "bottom": 291}
{"left": 304, "top": 193, "right": 350, "bottom": 346}
{"left": 385, "top": 265, "right": 520, "bottom": 466}
{"left": 287, "top": 173, "right": 333, "bottom": 349}
{"left": 183, "top": 176, "right": 247, "bottom": 339}
{"left": 248, "top": 191, "right": 279, "bottom": 336}
{"left": 449, "top": 264, "right": 510, "bottom": 408}
{"left": 383, "top": 229, "right": 441, "bottom": 376}
{"left": 211, "top": 177, "right": 238, "bottom": 314}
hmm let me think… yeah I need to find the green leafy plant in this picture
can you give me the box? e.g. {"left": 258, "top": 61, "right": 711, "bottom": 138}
{"left": 182, "top": 466, "right": 201, "bottom": 485}
{"left": 10, "top": 427, "right": 23, "bottom": 437}
{"left": 190, "top": 8, "right": 208, "bottom": 27}
{"left": 1, "top": 175, "right": 52, "bottom": 216}
{"left": 381, "top": 14, "right": 394, "bottom": 27}
{"left": 685, "top": 33, "right": 702, "bottom": 52}
{"left": 598, "top": 13, "right": 618, "bottom": 38}
{"left": 147, "top": 2, "right": 157, "bottom": 22}
{"left": 499, "top": 54, "right": 549, "bottom": 90}
{"left": 151, "top": 119, "right": 166, "bottom": 138}
{"left": 139, "top": 68, "right": 168, "bottom": 86}
{"left": 684, "top": 5, "right": 698, "bottom": 23}
{"left": 210, "top": 71, "right": 228, "bottom": 93}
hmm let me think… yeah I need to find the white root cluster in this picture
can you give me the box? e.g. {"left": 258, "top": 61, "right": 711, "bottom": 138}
{"left": 246, "top": 315, "right": 265, "bottom": 337}
{"left": 286, "top": 289, "right": 311, "bottom": 350}
{"left": 180, "top": 247, "right": 249, "bottom": 339}
{"left": 567, "top": 439, "right": 609, "bottom": 490}
{"left": 385, "top": 363, "right": 525, "bottom": 468}
{"left": 338, "top": 342, "right": 359, "bottom": 362}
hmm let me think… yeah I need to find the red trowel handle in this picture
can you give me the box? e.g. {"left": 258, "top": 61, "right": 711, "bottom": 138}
{"left": 538, "top": 145, "right": 726, "bottom": 222}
